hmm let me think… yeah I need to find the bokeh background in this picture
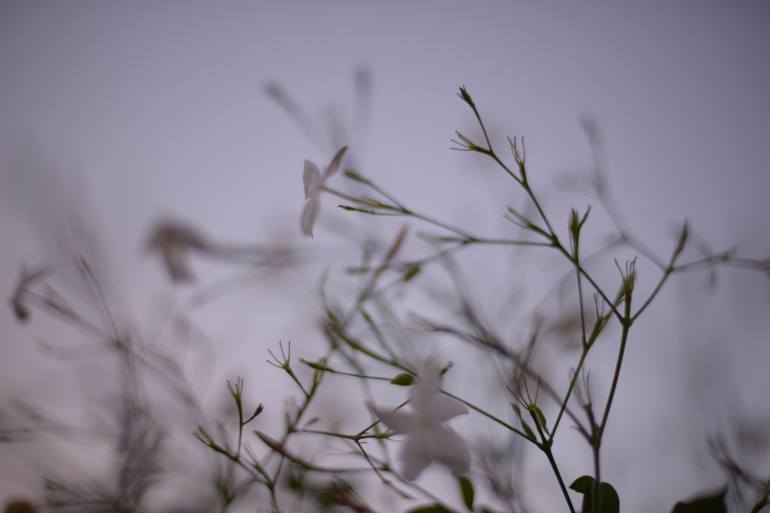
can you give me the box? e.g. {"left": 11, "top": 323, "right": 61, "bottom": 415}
{"left": 2, "top": 1, "right": 769, "bottom": 512}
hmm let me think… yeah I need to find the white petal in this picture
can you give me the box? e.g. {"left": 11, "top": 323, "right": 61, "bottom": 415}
{"left": 369, "top": 402, "right": 418, "bottom": 434}
{"left": 323, "top": 146, "right": 348, "bottom": 178}
{"left": 399, "top": 430, "right": 432, "bottom": 480}
{"left": 425, "top": 395, "right": 468, "bottom": 424}
{"left": 409, "top": 360, "right": 441, "bottom": 411}
{"left": 303, "top": 160, "right": 322, "bottom": 198}
{"left": 300, "top": 195, "right": 320, "bottom": 237}
{"left": 427, "top": 425, "right": 470, "bottom": 475}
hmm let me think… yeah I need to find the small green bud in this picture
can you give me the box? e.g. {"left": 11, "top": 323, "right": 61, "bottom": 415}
{"left": 402, "top": 263, "right": 422, "bottom": 282}
{"left": 569, "top": 208, "right": 580, "bottom": 249}
{"left": 338, "top": 205, "right": 378, "bottom": 215}
{"left": 343, "top": 169, "right": 369, "bottom": 184}
{"left": 299, "top": 358, "right": 335, "bottom": 372}
{"left": 569, "top": 208, "right": 580, "bottom": 234}
{"left": 506, "top": 207, "right": 551, "bottom": 240}
{"left": 457, "top": 85, "right": 475, "bottom": 107}
{"left": 673, "top": 221, "right": 689, "bottom": 259}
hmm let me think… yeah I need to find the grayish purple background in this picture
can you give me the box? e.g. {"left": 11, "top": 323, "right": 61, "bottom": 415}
{"left": 1, "top": 1, "right": 769, "bottom": 511}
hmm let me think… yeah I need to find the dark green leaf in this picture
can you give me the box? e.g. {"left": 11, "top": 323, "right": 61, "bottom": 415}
{"left": 457, "top": 475, "right": 475, "bottom": 510}
{"left": 569, "top": 475, "right": 620, "bottom": 513}
{"left": 513, "top": 405, "right": 537, "bottom": 442}
{"left": 569, "top": 475, "right": 595, "bottom": 493}
{"left": 402, "top": 263, "right": 422, "bottom": 282}
{"left": 532, "top": 405, "right": 548, "bottom": 430}
{"left": 390, "top": 373, "right": 414, "bottom": 386}
{"left": 671, "top": 488, "right": 727, "bottom": 513}
{"left": 406, "top": 505, "right": 453, "bottom": 513}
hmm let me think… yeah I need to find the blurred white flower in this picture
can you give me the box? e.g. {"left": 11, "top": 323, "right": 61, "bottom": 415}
{"left": 301, "top": 146, "right": 347, "bottom": 237}
{"left": 368, "top": 360, "right": 470, "bottom": 480}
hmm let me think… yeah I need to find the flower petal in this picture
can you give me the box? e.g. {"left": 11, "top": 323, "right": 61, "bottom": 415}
{"left": 300, "top": 195, "right": 320, "bottom": 237}
{"left": 424, "top": 395, "right": 468, "bottom": 424}
{"left": 303, "top": 160, "right": 322, "bottom": 199}
{"left": 409, "top": 360, "right": 441, "bottom": 411}
{"left": 323, "top": 146, "right": 348, "bottom": 178}
{"left": 399, "top": 430, "right": 433, "bottom": 480}
{"left": 427, "top": 425, "right": 470, "bottom": 475}
{"left": 368, "top": 402, "right": 418, "bottom": 434}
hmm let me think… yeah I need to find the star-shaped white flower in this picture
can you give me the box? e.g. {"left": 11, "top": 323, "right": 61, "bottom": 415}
{"left": 301, "top": 146, "right": 348, "bottom": 237}
{"left": 369, "top": 361, "right": 470, "bottom": 480}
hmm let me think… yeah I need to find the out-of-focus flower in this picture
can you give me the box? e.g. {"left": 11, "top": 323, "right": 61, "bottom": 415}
{"left": 147, "top": 219, "right": 304, "bottom": 284}
{"left": 762, "top": 258, "right": 770, "bottom": 279}
{"left": 9, "top": 266, "right": 48, "bottom": 322}
{"left": 368, "top": 360, "right": 470, "bottom": 480}
{"left": 301, "top": 146, "right": 347, "bottom": 237}
{"left": 146, "top": 220, "right": 210, "bottom": 282}
{"left": 4, "top": 500, "right": 38, "bottom": 513}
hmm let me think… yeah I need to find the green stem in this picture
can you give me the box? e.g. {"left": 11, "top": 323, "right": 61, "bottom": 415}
{"left": 631, "top": 267, "right": 672, "bottom": 323}
{"left": 549, "top": 349, "right": 589, "bottom": 439}
{"left": 440, "top": 389, "right": 530, "bottom": 441}
{"left": 299, "top": 428, "right": 389, "bottom": 441}
{"left": 531, "top": 410, "right": 576, "bottom": 513}
{"left": 599, "top": 314, "right": 631, "bottom": 433}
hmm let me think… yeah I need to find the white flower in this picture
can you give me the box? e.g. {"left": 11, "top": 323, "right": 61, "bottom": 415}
{"left": 301, "top": 146, "right": 347, "bottom": 237}
{"left": 368, "top": 360, "right": 470, "bottom": 480}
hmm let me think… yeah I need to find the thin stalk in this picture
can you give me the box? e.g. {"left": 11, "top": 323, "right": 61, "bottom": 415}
{"left": 599, "top": 312, "right": 632, "bottom": 433}
{"left": 549, "top": 349, "right": 589, "bottom": 440}
{"left": 441, "top": 389, "right": 530, "bottom": 441}
{"left": 532, "top": 410, "right": 576, "bottom": 513}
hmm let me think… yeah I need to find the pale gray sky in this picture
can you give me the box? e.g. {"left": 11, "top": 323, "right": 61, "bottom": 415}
{"left": 1, "top": 1, "right": 769, "bottom": 511}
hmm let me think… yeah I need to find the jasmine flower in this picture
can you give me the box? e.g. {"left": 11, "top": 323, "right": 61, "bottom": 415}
{"left": 301, "top": 146, "right": 347, "bottom": 237}
{"left": 369, "top": 360, "right": 470, "bottom": 480}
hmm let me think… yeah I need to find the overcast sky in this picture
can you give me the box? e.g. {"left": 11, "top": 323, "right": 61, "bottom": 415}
{"left": 1, "top": 1, "right": 769, "bottom": 511}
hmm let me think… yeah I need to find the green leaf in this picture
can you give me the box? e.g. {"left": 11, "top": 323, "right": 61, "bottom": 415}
{"left": 406, "top": 505, "right": 453, "bottom": 513}
{"left": 569, "top": 475, "right": 594, "bottom": 493}
{"left": 670, "top": 488, "right": 727, "bottom": 513}
{"left": 390, "top": 373, "right": 414, "bottom": 386}
{"left": 513, "top": 404, "right": 537, "bottom": 442}
{"left": 402, "top": 262, "right": 422, "bottom": 282}
{"left": 569, "top": 475, "right": 620, "bottom": 513}
{"left": 531, "top": 405, "right": 548, "bottom": 431}
{"left": 457, "top": 475, "right": 475, "bottom": 510}
{"left": 520, "top": 420, "right": 536, "bottom": 441}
